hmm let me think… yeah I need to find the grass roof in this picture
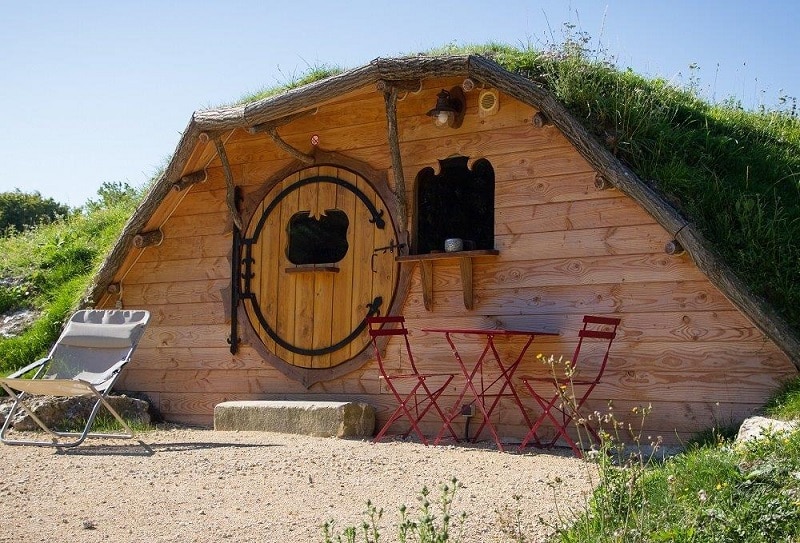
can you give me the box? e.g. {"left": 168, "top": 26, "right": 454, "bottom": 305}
{"left": 241, "top": 41, "right": 799, "bottom": 335}
{"left": 478, "top": 43, "right": 800, "bottom": 336}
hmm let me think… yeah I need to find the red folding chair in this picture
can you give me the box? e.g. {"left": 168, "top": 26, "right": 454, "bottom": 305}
{"left": 519, "top": 315, "right": 621, "bottom": 457}
{"left": 367, "top": 316, "right": 459, "bottom": 445}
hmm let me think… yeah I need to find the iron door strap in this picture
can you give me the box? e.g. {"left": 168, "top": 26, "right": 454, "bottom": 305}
{"left": 233, "top": 174, "right": 391, "bottom": 358}
{"left": 247, "top": 295, "right": 383, "bottom": 356}
{"left": 247, "top": 176, "right": 385, "bottom": 244}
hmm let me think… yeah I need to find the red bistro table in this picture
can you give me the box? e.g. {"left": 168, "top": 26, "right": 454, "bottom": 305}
{"left": 422, "top": 328, "right": 559, "bottom": 451}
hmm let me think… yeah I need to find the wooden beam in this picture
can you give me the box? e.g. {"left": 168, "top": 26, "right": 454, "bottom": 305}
{"left": 172, "top": 170, "right": 207, "bottom": 192}
{"left": 265, "top": 126, "right": 315, "bottom": 164}
{"left": 459, "top": 256, "right": 473, "bottom": 310}
{"left": 532, "top": 111, "right": 551, "bottom": 128}
{"left": 664, "top": 239, "right": 685, "bottom": 256}
{"left": 382, "top": 85, "right": 408, "bottom": 228}
{"left": 594, "top": 174, "right": 613, "bottom": 191}
{"left": 375, "top": 79, "right": 422, "bottom": 93}
{"left": 210, "top": 134, "right": 244, "bottom": 230}
{"left": 247, "top": 108, "right": 318, "bottom": 134}
{"left": 133, "top": 228, "right": 164, "bottom": 249}
{"left": 420, "top": 260, "right": 433, "bottom": 311}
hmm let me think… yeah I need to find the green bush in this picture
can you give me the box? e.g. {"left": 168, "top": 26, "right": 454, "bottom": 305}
{"left": 0, "top": 189, "right": 70, "bottom": 235}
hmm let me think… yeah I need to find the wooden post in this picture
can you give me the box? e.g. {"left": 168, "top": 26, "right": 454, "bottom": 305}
{"left": 420, "top": 260, "right": 433, "bottom": 311}
{"left": 172, "top": 170, "right": 207, "bottom": 191}
{"left": 133, "top": 228, "right": 163, "bottom": 248}
{"left": 459, "top": 256, "right": 474, "bottom": 310}
{"left": 212, "top": 134, "right": 244, "bottom": 231}
{"left": 382, "top": 83, "right": 408, "bottom": 229}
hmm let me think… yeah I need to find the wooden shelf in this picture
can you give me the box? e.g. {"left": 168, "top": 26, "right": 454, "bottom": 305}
{"left": 396, "top": 250, "right": 499, "bottom": 310}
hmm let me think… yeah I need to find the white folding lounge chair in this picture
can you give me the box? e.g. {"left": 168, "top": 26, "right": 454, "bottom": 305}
{"left": 0, "top": 309, "right": 150, "bottom": 447}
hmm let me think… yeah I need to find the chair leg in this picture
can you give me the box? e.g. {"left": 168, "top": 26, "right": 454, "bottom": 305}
{"left": 374, "top": 381, "right": 432, "bottom": 445}
{"left": 419, "top": 377, "right": 460, "bottom": 443}
{"left": 519, "top": 383, "right": 585, "bottom": 458}
{"left": 0, "top": 385, "right": 135, "bottom": 448}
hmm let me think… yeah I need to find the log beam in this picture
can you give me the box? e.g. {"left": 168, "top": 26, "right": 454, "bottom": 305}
{"left": 532, "top": 111, "right": 550, "bottom": 128}
{"left": 664, "top": 239, "right": 685, "bottom": 256}
{"left": 265, "top": 127, "right": 315, "bottom": 164}
{"left": 210, "top": 133, "right": 244, "bottom": 230}
{"left": 133, "top": 228, "right": 164, "bottom": 249}
{"left": 247, "top": 108, "right": 318, "bottom": 134}
{"left": 172, "top": 170, "right": 207, "bottom": 192}
{"left": 382, "top": 84, "right": 408, "bottom": 228}
{"left": 594, "top": 174, "right": 613, "bottom": 191}
{"left": 376, "top": 79, "right": 422, "bottom": 93}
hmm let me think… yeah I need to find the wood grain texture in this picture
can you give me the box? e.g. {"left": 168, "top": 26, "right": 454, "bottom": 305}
{"left": 94, "top": 61, "right": 799, "bottom": 445}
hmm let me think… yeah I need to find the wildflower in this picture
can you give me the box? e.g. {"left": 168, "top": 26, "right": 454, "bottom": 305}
{"left": 698, "top": 489, "right": 707, "bottom": 502}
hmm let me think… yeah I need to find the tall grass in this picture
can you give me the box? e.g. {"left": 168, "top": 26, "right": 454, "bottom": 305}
{"left": 0, "top": 182, "right": 142, "bottom": 375}
{"left": 423, "top": 39, "right": 800, "bottom": 335}
{"left": 555, "top": 381, "right": 800, "bottom": 542}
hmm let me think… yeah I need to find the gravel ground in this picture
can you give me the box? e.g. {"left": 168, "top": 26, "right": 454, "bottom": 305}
{"left": 0, "top": 426, "right": 596, "bottom": 542}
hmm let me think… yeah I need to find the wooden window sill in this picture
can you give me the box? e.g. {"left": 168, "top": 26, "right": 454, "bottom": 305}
{"left": 285, "top": 265, "right": 340, "bottom": 274}
{"left": 396, "top": 250, "right": 499, "bottom": 310}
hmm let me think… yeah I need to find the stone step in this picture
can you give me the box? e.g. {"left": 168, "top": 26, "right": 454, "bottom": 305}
{"left": 213, "top": 400, "right": 375, "bottom": 438}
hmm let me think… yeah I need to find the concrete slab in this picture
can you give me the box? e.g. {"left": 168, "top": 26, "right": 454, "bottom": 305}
{"left": 213, "top": 400, "right": 375, "bottom": 438}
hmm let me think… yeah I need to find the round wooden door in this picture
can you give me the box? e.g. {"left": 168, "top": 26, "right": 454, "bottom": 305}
{"left": 242, "top": 165, "right": 399, "bottom": 370}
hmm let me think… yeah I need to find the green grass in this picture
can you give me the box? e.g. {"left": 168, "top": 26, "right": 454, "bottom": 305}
{"left": 323, "top": 479, "right": 466, "bottom": 543}
{"left": 551, "top": 376, "right": 800, "bottom": 542}
{"left": 763, "top": 375, "right": 800, "bottom": 420}
{"left": 0, "top": 182, "right": 142, "bottom": 376}
{"left": 559, "top": 437, "right": 800, "bottom": 542}
{"left": 236, "top": 63, "right": 344, "bottom": 105}
{"left": 421, "top": 41, "right": 800, "bottom": 336}
{"left": 57, "top": 412, "right": 154, "bottom": 435}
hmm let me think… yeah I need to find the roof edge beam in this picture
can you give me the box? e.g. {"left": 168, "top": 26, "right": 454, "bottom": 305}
{"left": 247, "top": 108, "right": 318, "bottom": 134}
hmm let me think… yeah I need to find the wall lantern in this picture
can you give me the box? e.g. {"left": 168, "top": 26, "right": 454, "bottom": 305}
{"left": 426, "top": 87, "right": 466, "bottom": 128}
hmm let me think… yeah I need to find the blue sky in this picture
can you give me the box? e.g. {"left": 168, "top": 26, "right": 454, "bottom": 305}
{"left": 2, "top": 1, "right": 798, "bottom": 207}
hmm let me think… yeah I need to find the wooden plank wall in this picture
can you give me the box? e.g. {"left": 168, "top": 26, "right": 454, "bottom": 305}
{"left": 114, "top": 76, "right": 797, "bottom": 443}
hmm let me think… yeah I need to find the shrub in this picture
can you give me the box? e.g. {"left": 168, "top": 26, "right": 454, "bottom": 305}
{"left": 0, "top": 189, "right": 70, "bottom": 235}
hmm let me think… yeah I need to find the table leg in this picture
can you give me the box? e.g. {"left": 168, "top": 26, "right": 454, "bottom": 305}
{"left": 470, "top": 336, "right": 536, "bottom": 448}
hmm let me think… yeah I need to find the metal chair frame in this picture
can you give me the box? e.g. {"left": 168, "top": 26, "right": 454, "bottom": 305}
{"left": 519, "top": 315, "right": 620, "bottom": 457}
{"left": 367, "top": 316, "right": 459, "bottom": 445}
{"left": 0, "top": 309, "right": 150, "bottom": 448}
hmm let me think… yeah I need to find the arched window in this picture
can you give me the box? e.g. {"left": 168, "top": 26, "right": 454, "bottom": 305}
{"left": 414, "top": 156, "right": 495, "bottom": 254}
